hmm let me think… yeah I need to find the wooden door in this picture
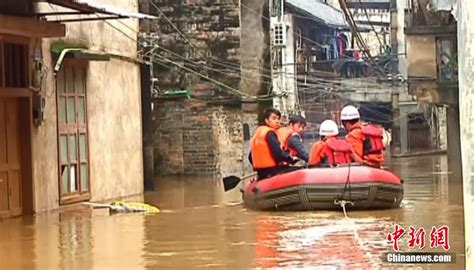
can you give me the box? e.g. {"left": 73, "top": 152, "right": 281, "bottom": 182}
{"left": 407, "top": 113, "right": 432, "bottom": 151}
{"left": 57, "top": 63, "right": 90, "bottom": 204}
{"left": 0, "top": 98, "right": 22, "bottom": 217}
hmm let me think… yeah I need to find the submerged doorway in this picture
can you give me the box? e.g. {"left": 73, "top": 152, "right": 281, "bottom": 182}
{"left": 0, "top": 97, "right": 32, "bottom": 218}
{"left": 56, "top": 61, "right": 91, "bottom": 204}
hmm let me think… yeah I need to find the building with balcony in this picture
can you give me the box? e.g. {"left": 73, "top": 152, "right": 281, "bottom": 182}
{"left": 0, "top": 0, "right": 155, "bottom": 218}
{"left": 404, "top": 0, "right": 460, "bottom": 173}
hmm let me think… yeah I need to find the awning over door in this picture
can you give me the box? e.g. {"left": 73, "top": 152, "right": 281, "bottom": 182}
{"left": 0, "top": 14, "right": 65, "bottom": 37}
{"left": 50, "top": 43, "right": 111, "bottom": 73}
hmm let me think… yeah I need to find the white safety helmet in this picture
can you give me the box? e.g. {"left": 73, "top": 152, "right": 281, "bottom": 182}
{"left": 319, "top": 120, "right": 339, "bottom": 136}
{"left": 340, "top": 105, "right": 360, "bottom": 121}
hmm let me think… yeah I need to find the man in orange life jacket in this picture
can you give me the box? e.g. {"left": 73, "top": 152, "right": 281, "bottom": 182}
{"left": 340, "top": 105, "right": 385, "bottom": 167}
{"left": 308, "top": 119, "right": 352, "bottom": 167}
{"left": 249, "top": 108, "right": 299, "bottom": 180}
{"left": 276, "top": 115, "right": 309, "bottom": 163}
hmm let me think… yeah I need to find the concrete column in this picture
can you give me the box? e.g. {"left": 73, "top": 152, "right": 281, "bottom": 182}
{"left": 396, "top": 0, "right": 407, "bottom": 77}
{"left": 242, "top": 105, "right": 259, "bottom": 175}
{"left": 399, "top": 105, "right": 409, "bottom": 154}
{"left": 390, "top": 0, "right": 399, "bottom": 74}
{"left": 447, "top": 105, "right": 462, "bottom": 182}
{"left": 141, "top": 64, "right": 154, "bottom": 191}
{"left": 458, "top": 0, "right": 474, "bottom": 267}
{"left": 391, "top": 91, "right": 401, "bottom": 154}
{"left": 240, "top": 0, "right": 271, "bottom": 97}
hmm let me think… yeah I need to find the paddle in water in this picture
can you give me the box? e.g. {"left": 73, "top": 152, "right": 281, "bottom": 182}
{"left": 223, "top": 172, "right": 257, "bottom": 192}
{"left": 223, "top": 166, "right": 308, "bottom": 192}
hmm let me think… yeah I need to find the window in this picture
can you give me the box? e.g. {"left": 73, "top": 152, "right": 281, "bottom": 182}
{"left": 0, "top": 36, "right": 29, "bottom": 88}
{"left": 436, "top": 37, "right": 457, "bottom": 82}
{"left": 56, "top": 62, "right": 90, "bottom": 204}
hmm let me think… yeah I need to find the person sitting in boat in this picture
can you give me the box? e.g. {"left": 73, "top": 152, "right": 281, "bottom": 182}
{"left": 308, "top": 119, "right": 352, "bottom": 167}
{"left": 276, "top": 114, "right": 309, "bottom": 163}
{"left": 340, "top": 105, "right": 385, "bottom": 167}
{"left": 249, "top": 108, "right": 299, "bottom": 180}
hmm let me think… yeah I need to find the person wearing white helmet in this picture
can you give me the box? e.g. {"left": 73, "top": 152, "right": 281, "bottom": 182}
{"left": 340, "top": 105, "right": 361, "bottom": 122}
{"left": 308, "top": 119, "right": 352, "bottom": 167}
{"left": 340, "top": 105, "right": 385, "bottom": 167}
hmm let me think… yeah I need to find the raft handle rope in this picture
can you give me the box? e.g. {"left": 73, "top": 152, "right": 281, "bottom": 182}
{"left": 334, "top": 163, "right": 353, "bottom": 217}
{"left": 338, "top": 163, "right": 353, "bottom": 200}
{"left": 334, "top": 198, "right": 354, "bottom": 218}
{"left": 344, "top": 163, "right": 352, "bottom": 200}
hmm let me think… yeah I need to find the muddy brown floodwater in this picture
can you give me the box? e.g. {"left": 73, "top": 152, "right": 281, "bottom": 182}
{"left": 0, "top": 154, "right": 465, "bottom": 269}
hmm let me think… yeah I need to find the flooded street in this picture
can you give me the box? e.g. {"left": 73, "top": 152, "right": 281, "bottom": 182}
{"left": 0, "top": 154, "right": 465, "bottom": 269}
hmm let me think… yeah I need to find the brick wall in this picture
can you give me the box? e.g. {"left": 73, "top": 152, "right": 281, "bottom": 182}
{"left": 144, "top": 0, "right": 268, "bottom": 176}
{"left": 152, "top": 86, "right": 244, "bottom": 176}
{"left": 146, "top": 0, "right": 241, "bottom": 91}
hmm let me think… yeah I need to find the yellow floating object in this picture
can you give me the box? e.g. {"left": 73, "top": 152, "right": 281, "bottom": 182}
{"left": 110, "top": 201, "right": 160, "bottom": 213}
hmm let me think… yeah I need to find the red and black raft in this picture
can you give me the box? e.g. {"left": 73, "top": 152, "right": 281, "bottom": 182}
{"left": 242, "top": 165, "right": 403, "bottom": 211}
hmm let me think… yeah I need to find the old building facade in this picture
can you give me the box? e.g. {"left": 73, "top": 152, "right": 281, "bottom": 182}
{"left": 142, "top": 0, "right": 270, "bottom": 177}
{"left": 0, "top": 0, "right": 154, "bottom": 218}
{"left": 403, "top": 0, "right": 459, "bottom": 169}
{"left": 458, "top": 0, "right": 474, "bottom": 267}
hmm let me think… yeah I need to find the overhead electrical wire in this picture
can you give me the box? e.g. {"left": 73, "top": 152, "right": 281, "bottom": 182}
{"left": 97, "top": 2, "right": 421, "bottom": 123}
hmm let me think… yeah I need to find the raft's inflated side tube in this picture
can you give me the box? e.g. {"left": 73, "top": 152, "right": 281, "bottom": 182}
{"left": 243, "top": 165, "right": 403, "bottom": 211}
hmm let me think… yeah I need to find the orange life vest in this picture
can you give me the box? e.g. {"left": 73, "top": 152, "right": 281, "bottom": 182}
{"left": 325, "top": 139, "right": 353, "bottom": 165}
{"left": 361, "top": 124, "right": 385, "bottom": 155}
{"left": 346, "top": 122, "right": 384, "bottom": 166}
{"left": 308, "top": 140, "right": 327, "bottom": 166}
{"left": 250, "top": 126, "right": 278, "bottom": 169}
{"left": 276, "top": 127, "right": 300, "bottom": 157}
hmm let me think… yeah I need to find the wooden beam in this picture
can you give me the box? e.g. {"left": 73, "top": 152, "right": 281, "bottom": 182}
{"left": 0, "top": 14, "right": 65, "bottom": 37}
{"left": 0, "top": 88, "right": 32, "bottom": 97}
{"left": 405, "top": 25, "right": 457, "bottom": 36}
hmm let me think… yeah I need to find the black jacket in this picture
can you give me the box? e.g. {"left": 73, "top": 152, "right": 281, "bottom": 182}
{"left": 248, "top": 130, "right": 296, "bottom": 179}
{"left": 287, "top": 134, "right": 309, "bottom": 162}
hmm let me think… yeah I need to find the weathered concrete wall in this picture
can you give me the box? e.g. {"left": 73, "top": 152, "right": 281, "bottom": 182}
{"left": 240, "top": 0, "right": 271, "bottom": 97}
{"left": 242, "top": 110, "right": 259, "bottom": 175}
{"left": 35, "top": 0, "right": 143, "bottom": 211}
{"left": 341, "top": 78, "right": 405, "bottom": 103}
{"left": 31, "top": 43, "right": 60, "bottom": 212}
{"left": 87, "top": 60, "right": 143, "bottom": 201}
{"left": 213, "top": 106, "right": 244, "bottom": 177}
{"left": 406, "top": 35, "right": 437, "bottom": 78}
{"left": 446, "top": 105, "right": 461, "bottom": 180}
{"left": 396, "top": 0, "right": 407, "bottom": 77}
{"left": 458, "top": 0, "right": 474, "bottom": 266}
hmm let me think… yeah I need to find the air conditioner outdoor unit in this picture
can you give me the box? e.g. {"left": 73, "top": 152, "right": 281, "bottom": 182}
{"left": 271, "top": 22, "right": 286, "bottom": 47}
